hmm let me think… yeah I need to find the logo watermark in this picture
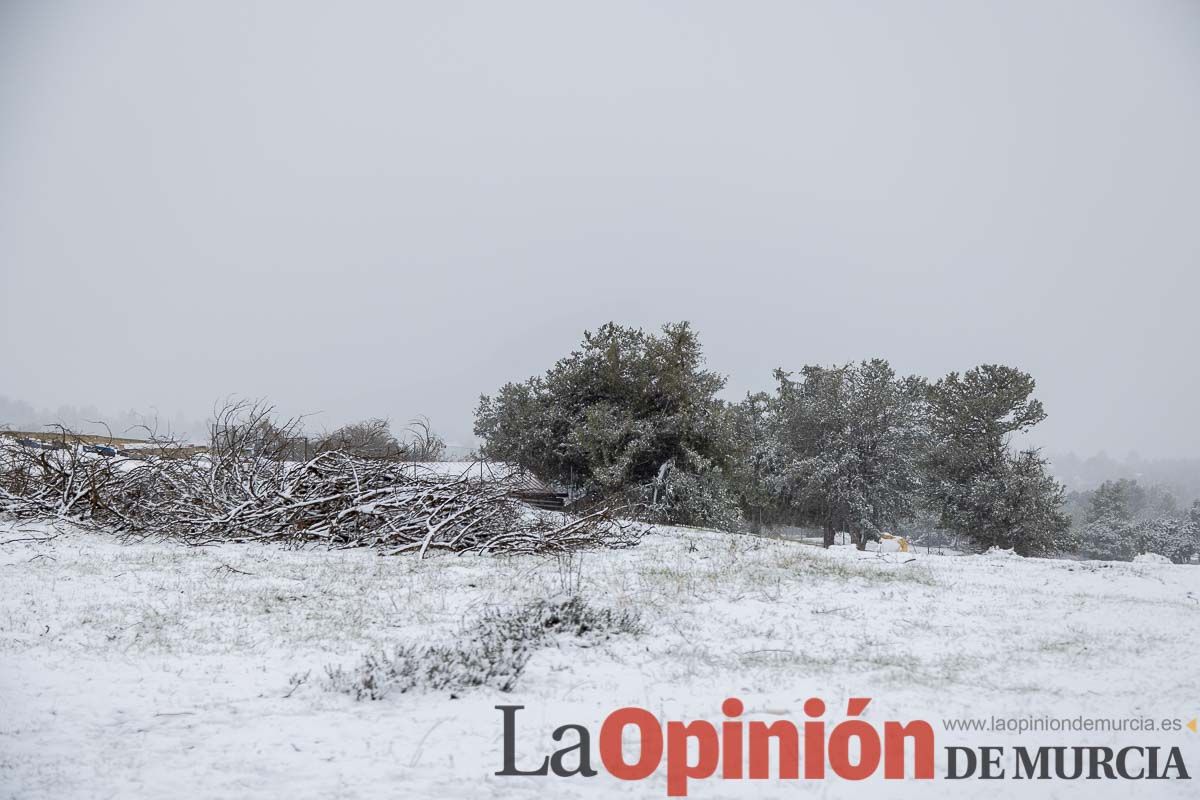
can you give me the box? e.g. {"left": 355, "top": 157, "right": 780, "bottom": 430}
{"left": 495, "top": 698, "right": 1195, "bottom": 796}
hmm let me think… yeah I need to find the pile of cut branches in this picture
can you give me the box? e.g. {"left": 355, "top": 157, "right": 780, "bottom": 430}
{"left": 0, "top": 412, "right": 642, "bottom": 555}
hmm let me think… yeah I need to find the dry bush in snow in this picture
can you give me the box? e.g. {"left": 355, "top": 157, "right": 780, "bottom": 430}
{"left": 324, "top": 596, "right": 642, "bottom": 699}
{"left": 312, "top": 418, "right": 404, "bottom": 460}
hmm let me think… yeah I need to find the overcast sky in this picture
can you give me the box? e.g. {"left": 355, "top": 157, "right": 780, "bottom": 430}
{"left": 2, "top": 1, "right": 1198, "bottom": 456}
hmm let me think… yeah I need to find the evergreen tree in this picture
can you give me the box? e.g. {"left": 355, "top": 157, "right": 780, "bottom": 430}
{"left": 727, "top": 392, "right": 780, "bottom": 533}
{"left": 1133, "top": 517, "right": 1200, "bottom": 564}
{"left": 770, "top": 360, "right": 928, "bottom": 548}
{"left": 1080, "top": 515, "right": 1138, "bottom": 561}
{"left": 474, "top": 322, "right": 740, "bottom": 528}
{"left": 926, "top": 365, "right": 1072, "bottom": 554}
{"left": 1086, "top": 478, "right": 1147, "bottom": 523}
{"left": 1080, "top": 486, "right": 1198, "bottom": 562}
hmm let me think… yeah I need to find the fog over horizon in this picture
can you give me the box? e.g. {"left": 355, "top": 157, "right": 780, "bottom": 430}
{"left": 3, "top": 1, "right": 1199, "bottom": 458}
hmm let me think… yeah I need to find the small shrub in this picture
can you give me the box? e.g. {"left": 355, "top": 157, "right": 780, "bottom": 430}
{"left": 324, "top": 596, "right": 640, "bottom": 700}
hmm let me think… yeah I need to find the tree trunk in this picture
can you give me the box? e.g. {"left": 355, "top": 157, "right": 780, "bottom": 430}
{"left": 822, "top": 519, "right": 835, "bottom": 548}
{"left": 851, "top": 528, "right": 866, "bottom": 551}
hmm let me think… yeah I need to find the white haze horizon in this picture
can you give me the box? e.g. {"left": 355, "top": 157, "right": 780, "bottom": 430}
{"left": 3, "top": 2, "right": 1199, "bottom": 459}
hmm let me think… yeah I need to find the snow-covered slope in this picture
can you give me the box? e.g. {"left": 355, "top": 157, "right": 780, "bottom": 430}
{"left": 1, "top": 521, "right": 1196, "bottom": 798}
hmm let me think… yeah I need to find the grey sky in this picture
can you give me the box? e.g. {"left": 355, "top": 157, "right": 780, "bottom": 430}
{"left": 2, "top": 1, "right": 1198, "bottom": 456}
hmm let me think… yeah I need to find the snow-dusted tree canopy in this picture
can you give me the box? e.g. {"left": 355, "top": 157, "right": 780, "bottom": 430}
{"left": 474, "top": 322, "right": 740, "bottom": 528}
{"left": 750, "top": 360, "right": 928, "bottom": 547}
{"left": 923, "top": 366, "right": 1073, "bottom": 554}
{"left": 476, "top": 324, "right": 1079, "bottom": 553}
{"left": 1075, "top": 479, "right": 1200, "bottom": 563}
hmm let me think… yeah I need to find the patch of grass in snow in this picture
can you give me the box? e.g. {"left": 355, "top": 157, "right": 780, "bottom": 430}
{"left": 323, "top": 596, "right": 641, "bottom": 700}
{"left": 636, "top": 535, "right": 937, "bottom": 601}
{"left": 801, "top": 556, "right": 938, "bottom": 586}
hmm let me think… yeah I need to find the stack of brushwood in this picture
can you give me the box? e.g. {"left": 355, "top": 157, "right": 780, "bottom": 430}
{"left": 0, "top": 420, "right": 642, "bottom": 556}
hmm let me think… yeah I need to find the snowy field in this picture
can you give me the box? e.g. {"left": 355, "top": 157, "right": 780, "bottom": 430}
{"left": 1, "top": 520, "right": 1197, "bottom": 799}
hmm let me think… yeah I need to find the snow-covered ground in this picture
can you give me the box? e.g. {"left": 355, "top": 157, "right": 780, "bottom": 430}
{"left": 1, "top": 520, "right": 1197, "bottom": 799}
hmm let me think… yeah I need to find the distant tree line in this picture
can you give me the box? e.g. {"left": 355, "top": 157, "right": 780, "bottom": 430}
{"left": 475, "top": 321, "right": 1092, "bottom": 556}
{"left": 1051, "top": 451, "right": 1200, "bottom": 504}
{"left": 1067, "top": 478, "right": 1200, "bottom": 563}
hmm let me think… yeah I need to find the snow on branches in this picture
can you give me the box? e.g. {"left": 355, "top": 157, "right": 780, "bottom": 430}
{"left": 0, "top": 418, "right": 641, "bottom": 556}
